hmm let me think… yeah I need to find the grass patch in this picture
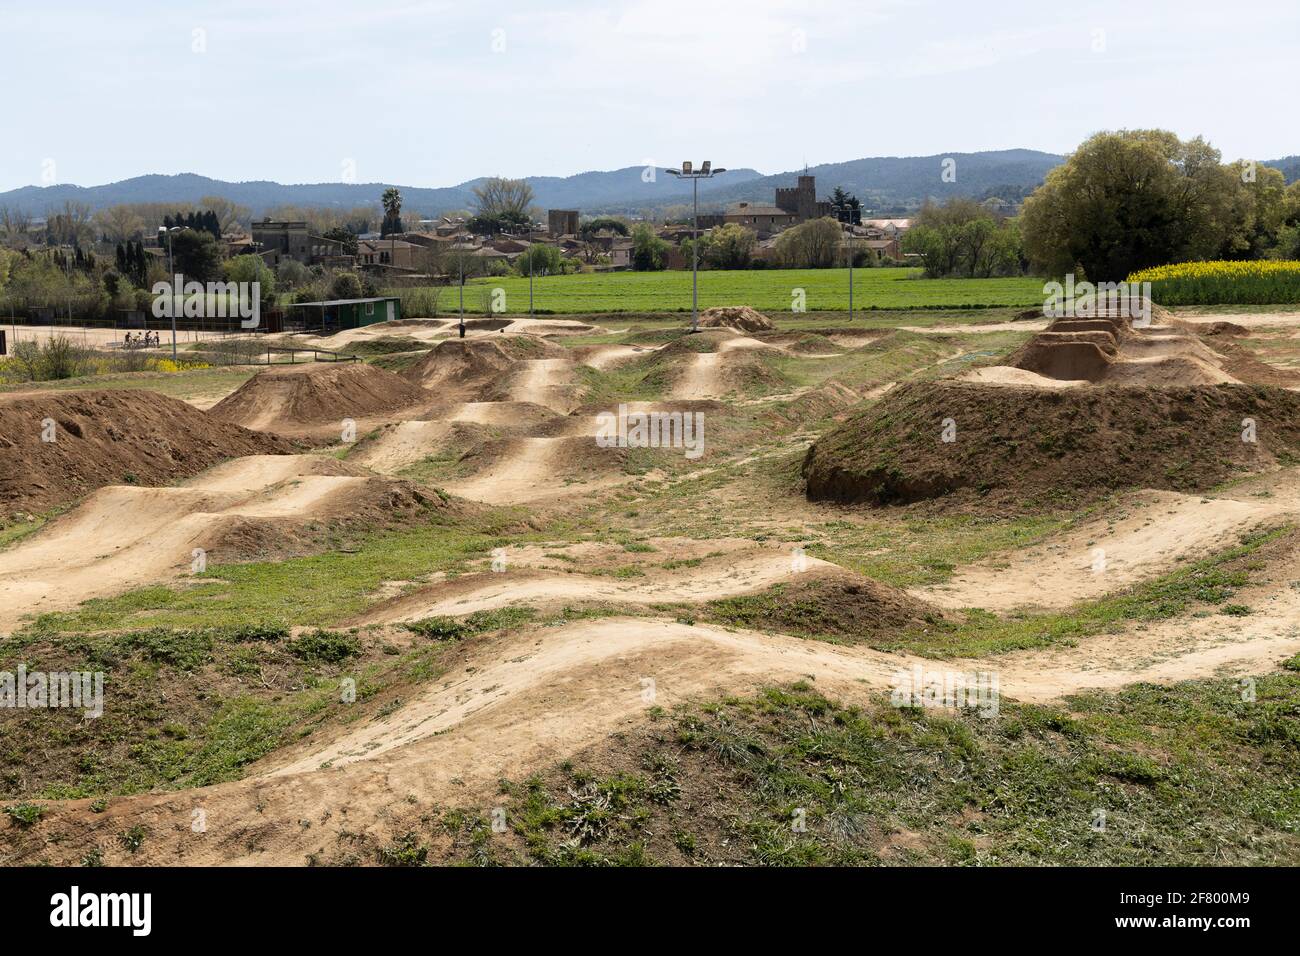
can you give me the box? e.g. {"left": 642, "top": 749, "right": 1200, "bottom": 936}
{"left": 457, "top": 670, "right": 1300, "bottom": 865}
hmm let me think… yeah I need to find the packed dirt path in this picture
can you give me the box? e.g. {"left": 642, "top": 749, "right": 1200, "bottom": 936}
{"left": 673, "top": 351, "right": 724, "bottom": 399}
{"left": 12, "top": 584, "right": 1300, "bottom": 866}
{"left": 440, "top": 437, "right": 565, "bottom": 504}
{"left": 506, "top": 358, "right": 578, "bottom": 412}
{"left": 347, "top": 421, "right": 455, "bottom": 473}
{"left": 354, "top": 550, "right": 837, "bottom": 624}
{"left": 0, "top": 456, "right": 384, "bottom": 633}
{"left": 919, "top": 482, "right": 1300, "bottom": 611}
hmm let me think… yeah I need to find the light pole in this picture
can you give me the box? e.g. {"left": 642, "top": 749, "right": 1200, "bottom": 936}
{"left": 457, "top": 243, "right": 466, "bottom": 338}
{"left": 665, "top": 160, "right": 726, "bottom": 332}
{"left": 159, "top": 225, "right": 179, "bottom": 359}
{"left": 528, "top": 219, "right": 536, "bottom": 317}
{"left": 831, "top": 198, "right": 861, "bottom": 321}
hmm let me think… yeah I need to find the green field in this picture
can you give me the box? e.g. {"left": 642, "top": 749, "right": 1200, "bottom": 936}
{"left": 415, "top": 268, "right": 1044, "bottom": 314}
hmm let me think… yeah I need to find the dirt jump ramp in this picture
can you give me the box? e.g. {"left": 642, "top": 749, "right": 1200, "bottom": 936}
{"left": 0, "top": 389, "right": 294, "bottom": 515}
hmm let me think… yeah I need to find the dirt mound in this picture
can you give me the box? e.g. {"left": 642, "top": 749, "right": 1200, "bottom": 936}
{"left": 650, "top": 331, "right": 734, "bottom": 358}
{"left": 1006, "top": 318, "right": 1257, "bottom": 387}
{"left": 761, "top": 382, "right": 861, "bottom": 426}
{"left": 402, "top": 338, "right": 516, "bottom": 391}
{"left": 643, "top": 339, "right": 786, "bottom": 400}
{"left": 0, "top": 455, "right": 455, "bottom": 630}
{"left": 1193, "top": 338, "right": 1300, "bottom": 387}
{"left": 459, "top": 317, "right": 514, "bottom": 331}
{"left": 401, "top": 336, "right": 567, "bottom": 396}
{"left": 703, "top": 569, "right": 950, "bottom": 644}
{"left": 1035, "top": 330, "right": 1119, "bottom": 352}
{"left": 443, "top": 433, "right": 629, "bottom": 504}
{"left": 1100, "top": 355, "right": 1238, "bottom": 386}
{"left": 0, "top": 389, "right": 294, "bottom": 515}
{"left": 1196, "top": 321, "right": 1250, "bottom": 337}
{"left": 1047, "top": 316, "right": 1131, "bottom": 337}
{"left": 1009, "top": 339, "right": 1116, "bottom": 381}
{"left": 802, "top": 380, "right": 1300, "bottom": 507}
{"left": 696, "top": 306, "right": 775, "bottom": 333}
{"left": 211, "top": 362, "right": 432, "bottom": 433}
{"left": 758, "top": 331, "right": 847, "bottom": 354}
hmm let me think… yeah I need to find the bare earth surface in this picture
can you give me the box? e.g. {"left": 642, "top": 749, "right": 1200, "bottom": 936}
{"left": 6, "top": 307, "right": 1300, "bottom": 865}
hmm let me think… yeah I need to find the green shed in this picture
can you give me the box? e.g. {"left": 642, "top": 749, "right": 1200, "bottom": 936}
{"left": 286, "top": 296, "right": 401, "bottom": 332}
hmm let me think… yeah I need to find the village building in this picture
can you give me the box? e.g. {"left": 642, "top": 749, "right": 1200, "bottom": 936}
{"left": 722, "top": 202, "right": 796, "bottom": 236}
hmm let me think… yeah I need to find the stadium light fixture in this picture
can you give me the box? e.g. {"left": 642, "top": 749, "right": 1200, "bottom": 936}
{"left": 665, "top": 161, "right": 727, "bottom": 332}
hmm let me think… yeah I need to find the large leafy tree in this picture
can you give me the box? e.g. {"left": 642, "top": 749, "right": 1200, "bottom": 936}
{"left": 774, "top": 217, "right": 842, "bottom": 269}
{"left": 166, "top": 228, "right": 222, "bottom": 281}
{"left": 902, "top": 198, "right": 1023, "bottom": 278}
{"left": 631, "top": 224, "right": 669, "bottom": 271}
{"left": 472, "top": 177, "right": 535, "bottom": 231}
{"left": 703, "top": 223, "right": 756, "bottom": 270}
{"left": 580, "top": 217, "right": 630, "bottom": 238}
{"left": 1021, "top": 130, "right": 1244, "bottom": 281}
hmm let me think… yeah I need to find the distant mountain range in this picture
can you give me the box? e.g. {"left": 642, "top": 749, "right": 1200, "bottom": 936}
{"left": 2, "top": 150, "right": 1295, "bottom": 220}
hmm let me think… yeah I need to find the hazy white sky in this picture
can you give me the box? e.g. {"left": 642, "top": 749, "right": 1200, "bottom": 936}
{"left": 2, "top": 0, "right": 1295, "bottom": 191}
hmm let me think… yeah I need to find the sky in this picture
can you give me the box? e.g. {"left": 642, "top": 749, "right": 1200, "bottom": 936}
{"left": 2, "top": 0, "right": 1296, "bottom": 191}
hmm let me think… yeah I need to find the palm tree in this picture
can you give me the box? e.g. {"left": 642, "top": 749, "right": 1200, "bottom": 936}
{"left": 381, "top": 187, "right": 403, "bottom": 237}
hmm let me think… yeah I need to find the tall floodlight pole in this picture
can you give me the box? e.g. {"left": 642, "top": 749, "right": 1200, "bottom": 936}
{"left": 458, "top": 244, "right": 466, "bottom": 338}
{"left": 528, "top": 219, "right": 536, "bottom": 317}
{"left": 665, "top": 161, "right": 726, "bottom": 332}
{"left": 831, "top": 199, "right": 858, "bottom": 321}
{"left": 159, "top": 226, "right": 179, "bottom": 359}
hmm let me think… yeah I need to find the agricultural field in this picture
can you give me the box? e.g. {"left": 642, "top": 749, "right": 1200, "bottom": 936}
{"left": 1129, "top": 260, "right": 1300, "bottom": 305}
{"left": 3, "top": 297, "right": 1300, "bottom": 872}
{"left": 408, "top": 267, "right": 1045, "bottom": 314}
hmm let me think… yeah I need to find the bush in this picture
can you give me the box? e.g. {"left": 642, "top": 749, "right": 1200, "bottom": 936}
{"left": 0, "top": 335, "right": 92, "bottom": 383}
{"left": 287, "top": 629, "right": 361, "bottom": 663}
{"left": 225, "top": 621, "right": 290, "bottom": 642}
{"left": 330, "top": 272, "right": 365, "bottom": 300}
{"left": 3, "top": 803, "right": 45, "bottom": 827}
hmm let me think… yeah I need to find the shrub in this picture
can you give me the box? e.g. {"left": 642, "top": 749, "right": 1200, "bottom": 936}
{"left": 3, "top": 803, "right": 45, "bottom": 827}
{"left": 287, "top": 629, "right": 360, "bottom": 663}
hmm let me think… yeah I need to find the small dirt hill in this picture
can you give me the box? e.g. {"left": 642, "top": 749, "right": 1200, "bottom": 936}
{"left": 802, "top": 380, "right": 1300, "bottom": 508}
{"left": 0, "top": 389, "right": 294, "bottom": 515}
{"left": 401, "top": 336, "right": 566, "bottom": 394}
{"left": 1003, "top": 316, "right": 1258, "bottom": 387}
{"left": 696, "top": 306, "right": 775, "bottom": 333}
{"left": 211, "top": 362, "right": 432, "bottom": 432}
{"left": 639, "top": 332, "right": 787, "bottom": 398}
{"left": 704, "top": 568, "right": 950, "bottom": 644}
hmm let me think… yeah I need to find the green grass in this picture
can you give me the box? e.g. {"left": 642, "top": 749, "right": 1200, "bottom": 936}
{"left": 10, "top": 513, "right": 524, "bottom": 637}
{"left": 409, "top": 268, "right": 1044, "bottom": 314}
{"left": 881, "top": 525, "right": 1293, "bottom": 657}
{"left": 690, "top": 525, "right": 1291, "bottom": 658}
{"left": 463, "top": 672, "right": 1300, "bottom": 865}
{"left": 0, "top": 365, "right": 256, "bottom": 404}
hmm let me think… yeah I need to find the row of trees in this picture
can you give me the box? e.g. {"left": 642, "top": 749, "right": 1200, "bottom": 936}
{"left": 902, "top": 200, "right": 1024, "bottom": 278}
{"left": 1021, "top": 130, "right": 1300, "bottom": 281}
{"left": 0, "top": 197, "right": 253, "bottom": 248}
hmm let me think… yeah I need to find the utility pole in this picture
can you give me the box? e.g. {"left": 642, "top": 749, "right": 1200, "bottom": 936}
{"left": 159, "top": 225, "right": 178, "bottom": 359}
{"left": 665, "top": 161, "right": 726, "bottom": 332}
{"left": 831, "top": 197, "right": 861, "bottom": 321}
{"left": 458, "top": 245, "right": 465, "bottom": 338}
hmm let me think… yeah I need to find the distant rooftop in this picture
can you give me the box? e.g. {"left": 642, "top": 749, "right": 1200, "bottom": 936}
{"left": 287, "top": 297, "right": 399, "bottom": 307}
